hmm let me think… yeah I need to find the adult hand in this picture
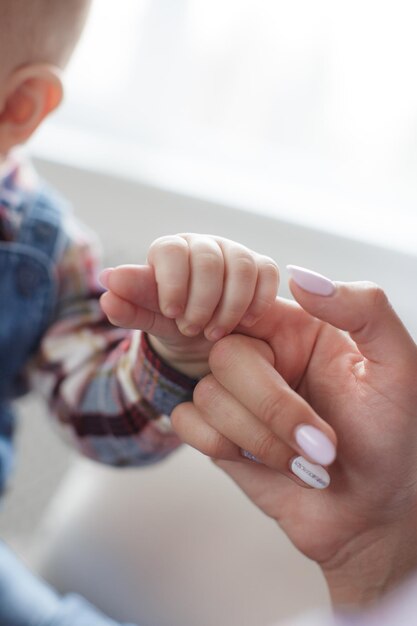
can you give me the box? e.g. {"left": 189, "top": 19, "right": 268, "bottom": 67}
{"left": 171, "top": 267, "right": 417, "bottom": 608}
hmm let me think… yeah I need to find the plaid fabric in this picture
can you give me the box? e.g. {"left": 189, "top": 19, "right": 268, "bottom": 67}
{"left": 0, "top": 151, "right": 198, "bottom": 467}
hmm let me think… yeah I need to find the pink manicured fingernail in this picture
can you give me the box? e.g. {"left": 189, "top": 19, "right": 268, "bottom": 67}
{"left": 240, "top": 449, "right": 261, "bottom": 463}
{"left": 99, "top": 268, "right": 114, "bottom": 289}
{"left": 295, "top": 425, "right": 336, "bottom": 466}
{"left": 287, "top": 265, "right": 335, "bottom": 296}
{"left": 291, "top": 456, "right": 330, "bottom": 489}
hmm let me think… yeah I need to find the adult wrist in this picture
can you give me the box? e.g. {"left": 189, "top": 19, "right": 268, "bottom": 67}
{"left": 321, "top": 521, "right": 417, "bottom": 610}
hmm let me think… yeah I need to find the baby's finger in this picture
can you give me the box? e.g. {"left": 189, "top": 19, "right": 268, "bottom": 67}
{"left": 240, "top": 257, "right": 279, "bottom": 327}
{"left": 100, "top": 265, "right": 160, "bottom": 312}
{"left": 147, "top": 235, "right": 190, "bottom": 318}
{"left": 204, "top": 242, "right": 258, "bottom": 341}
{"left": 100, "top": 291, "right": 177, "bottom": 337}
{"left": 176, "top": 235, "right": 224, "bottom": 336}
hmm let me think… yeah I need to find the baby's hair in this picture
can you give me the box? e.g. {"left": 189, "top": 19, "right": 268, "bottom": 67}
{"left": 0, "top": 0, "right": 91, "bottom": 74}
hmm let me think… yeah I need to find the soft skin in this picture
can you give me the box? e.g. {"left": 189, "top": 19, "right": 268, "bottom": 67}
{"left": 100, "top": 233, "right": 280, "bottom": 378}
{"left": 171, "top": 275, "right": 417, "bottom": 609}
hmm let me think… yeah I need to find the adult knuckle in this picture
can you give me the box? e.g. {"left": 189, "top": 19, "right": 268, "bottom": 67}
{"left": 363, "top": 282, "right": 390, "bottom": 313}
{"left": 193, "top": 375, "right": 219, "bottom": 410}
{"left": 253, "top": 430, "right": 277, "bottom": 460}
{"left": 209, "top": 335, "right": 240, "bottom": 372}
{"left": 371, "top": 284, "right": 389, "bottom": 308}
{"left": 204, "top": 431, "right": 228, "bottom": 458}
{"left": 257, "top": 392, "right": 284, "bottom": 429}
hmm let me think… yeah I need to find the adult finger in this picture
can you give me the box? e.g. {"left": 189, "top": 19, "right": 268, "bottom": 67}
{"left": 171, "top": 401, "right": 241, "bottom": 461}
{"left": 193, "top": 374, "right": 295, "bottom": 470}
{"left": 192, "top": 374, "right": 331, "bottom": 488}
{"left": 287, "top": 265, "right": 416, "bottom": 365}
{"left": 208, "top": 336, "right": 337, "bottom": 467}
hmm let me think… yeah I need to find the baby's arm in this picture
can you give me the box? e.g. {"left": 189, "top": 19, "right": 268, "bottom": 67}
{"left": 100, "top": 234, "right": 279, "bottom": 378}
{"left": 29, "top": 217, "right": 195, "bottom": 467}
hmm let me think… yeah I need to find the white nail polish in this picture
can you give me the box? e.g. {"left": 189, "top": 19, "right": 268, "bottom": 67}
{"left": 240, "top": 449, "right": 260, "bottom": 463}
{"left": 295, "top": 424, "right": 336, "bottom": 466}
{"left": 290, "top": 456, "right": 330, "bottom": 489}
{"left": 287, "top": 265, "right": 335, "bottom": 296}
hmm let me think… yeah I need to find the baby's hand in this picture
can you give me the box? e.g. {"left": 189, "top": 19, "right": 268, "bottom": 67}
{"left": 100, "top": 234, "right": 279, "bottom": 377}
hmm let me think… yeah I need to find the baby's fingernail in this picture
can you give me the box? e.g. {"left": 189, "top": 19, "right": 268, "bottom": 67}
{"left": 182, "top": 324, "right": 202, "bottom": 337}
{"left": 165, "top": 305, "right": 182, "bottom": 318}
{"left": 287, "top": 265, "right": 335, "bottom": 296}
{"left": 206, "top": 327, "right": 225, "bottom": 341}
{"left": 99, "top": 268, "right": 114, "bottom": 289}
{"left": 295, "top": 425, "right": 336, "bottom": 466}
{"left": 290, "top": 456, "right": 330, "bottom": 489}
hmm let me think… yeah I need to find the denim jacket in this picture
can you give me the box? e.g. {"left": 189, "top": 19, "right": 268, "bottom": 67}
{"left": 0, "top": 182, "right": 66, "bottom": 494}
{"left": 0, "top": 157, "right": 196, "bottom": 497}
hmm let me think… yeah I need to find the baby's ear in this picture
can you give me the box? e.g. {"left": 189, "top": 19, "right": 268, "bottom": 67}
{"left": 0, "top": 64, "right": 63, "bottom": 153}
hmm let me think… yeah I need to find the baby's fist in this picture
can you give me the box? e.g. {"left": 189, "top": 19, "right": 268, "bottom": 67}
{"left": 148, "top": 233, "right": 279, "bottom": 341}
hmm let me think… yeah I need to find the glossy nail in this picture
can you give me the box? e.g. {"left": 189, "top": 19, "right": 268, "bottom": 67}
{"left": 240, "top": 449, "right": 261, "bottom": 463}
{"left": 291, "top": 456, "right": 330, "bottom": 489}
{"left": 295, "top": 425, "right": 336, "bottom": 466}
{"left": 287, "top": 265, "right": 335, "bottom": 296}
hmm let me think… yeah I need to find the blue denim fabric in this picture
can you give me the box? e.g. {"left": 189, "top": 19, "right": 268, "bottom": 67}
{"left": 0, "top": 185, "right": 139, "bottom": 626}
{"left": 0, "top": 185, "right": 65, "bottom": 492}
{"left": 0, "top": 542, "right": 137, "bottom": 626}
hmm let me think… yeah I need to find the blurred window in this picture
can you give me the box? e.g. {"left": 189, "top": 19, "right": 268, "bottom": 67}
{"left": 32, "top": 0, "right": 417, "bottom": 251}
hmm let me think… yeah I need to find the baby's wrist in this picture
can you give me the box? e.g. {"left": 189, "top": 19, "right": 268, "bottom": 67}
{"left": 147, "top": 335, "right": 210, "bottom": 378}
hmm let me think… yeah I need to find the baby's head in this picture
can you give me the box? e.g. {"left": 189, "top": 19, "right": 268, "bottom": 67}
{"left": 0, "top": 0, "right": 91, "bottom": 157}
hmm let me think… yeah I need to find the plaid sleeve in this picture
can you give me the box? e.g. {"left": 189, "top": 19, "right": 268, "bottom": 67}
{"left": 30, "top": 212, "right": 198, "bottom": 467}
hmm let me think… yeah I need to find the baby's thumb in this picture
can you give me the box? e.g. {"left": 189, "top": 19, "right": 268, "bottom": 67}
{"left": 287, "top": 265, "right": 415, "bottom": 365}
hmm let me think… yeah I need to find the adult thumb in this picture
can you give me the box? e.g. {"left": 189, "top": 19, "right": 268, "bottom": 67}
{"left": 287, "top": 265, "right": 416, "bottom": 365}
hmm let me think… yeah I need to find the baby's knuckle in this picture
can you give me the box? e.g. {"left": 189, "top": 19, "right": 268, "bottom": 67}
{"left": 234, "top": 255, "right": 257, "bottom": 280}
{"left": 195, "top": 251, "right": 223, "bottom": 274}
{"left": 184, "top": 302, "right": 211, "bottom": 323}
{"left": 148, "top": 235, "right": 187, "bottom": 258}
{"left": 261, "top": 259, "right": 280, "bottom": 280}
